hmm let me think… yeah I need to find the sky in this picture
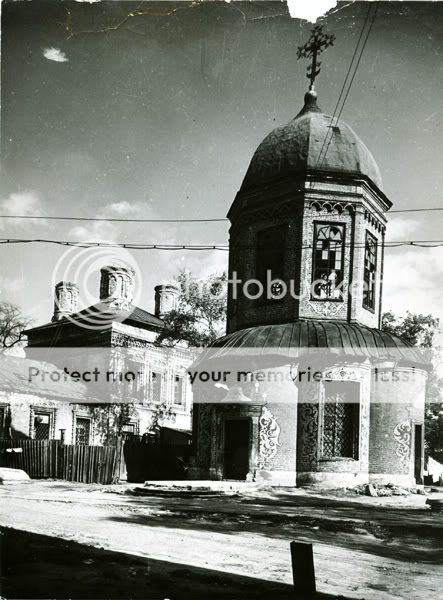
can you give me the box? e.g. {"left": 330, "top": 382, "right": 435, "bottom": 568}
{"left": 1, "top": 0, "right": 442, "bottom": 339}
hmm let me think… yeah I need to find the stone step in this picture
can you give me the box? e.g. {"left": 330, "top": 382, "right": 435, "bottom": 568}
{"left": 143, "top": 480, "right": 263, "bottom": 491}
{"left": 131, "top": 486, "right": 230, "bottom": 497}
{"left": 131, "top": 479, "right": 265, "bottom": 497}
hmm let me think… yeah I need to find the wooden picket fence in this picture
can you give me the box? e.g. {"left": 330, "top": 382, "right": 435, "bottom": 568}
{"left": 0, "top": 439, "right": 117, "bottom": 484}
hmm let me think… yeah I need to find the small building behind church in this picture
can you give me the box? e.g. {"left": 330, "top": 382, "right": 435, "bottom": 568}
{"left": 10, "top": 267, "right": 194, "bottom": 445}
{"left": 0, "top": 354, "right": 102, "bottom": 443}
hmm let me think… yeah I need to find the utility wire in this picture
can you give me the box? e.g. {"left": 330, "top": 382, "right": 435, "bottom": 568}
{"left": 330, "top": 3, "right": 379, "bottom": 128}
{"left": 389, "top": 207, "right": 443, "bottom": 214}
{"left": 0, "top": 239, "right": 442, "bottom": 250}
{"left": 0, "top": 215, "right": 227, "bottom": 223}
{"left": 318, "top": 2, "right": 379, "bottom": 169}
{"left": 0, "top": 239, "right": 230, "bottom": 250}
{"left": 2, "top": 9, "right": 432, "bottom": 230}
{"left": 315, "top": 3, "right": 373, "bottom": 168}
{"left": 0, "top": 206, "right": 442, "bottom": 223}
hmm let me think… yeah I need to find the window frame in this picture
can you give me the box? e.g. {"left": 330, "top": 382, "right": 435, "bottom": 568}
{"left": 124, "top": 358, "right": 144, "bottom": 401}
{"left": 121, "top": 420, "right": 139, "bottom": 438}
{"left": 311, "top": 221, "right": 346, "bottom": 302}
{"left": 320, "top": 382, "right": 360, "bottom": 461}
{"left": 30, "top": 406, "right": 56, "bottom": 440}
{"left": 173, "top": 374, "right": 184, "bottom": 407}
{"left": 75, "top": 416, "right": 92, "bottom": 446}
{"left": 150, "top": 371, "right": 162, "bottom": 404}
{"left": 362, "top": 230, "right": 378, "bottom": 312}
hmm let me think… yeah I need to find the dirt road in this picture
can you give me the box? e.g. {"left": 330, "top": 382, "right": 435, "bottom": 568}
{"left": 0, "top": 481, "right": 442, "bottom": 599}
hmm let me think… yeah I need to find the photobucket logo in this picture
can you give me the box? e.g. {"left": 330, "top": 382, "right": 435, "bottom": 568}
{"left": 179, "top": 271, "right": 228, "bottom": 303}
{"left": 229, "top": 271, "right": 369, "bottom": 302}
{"left": 51, "top": 242, "right": 142, "bottom": 331}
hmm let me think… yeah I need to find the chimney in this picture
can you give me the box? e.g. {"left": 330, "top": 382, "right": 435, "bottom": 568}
{"left": 52, "top": 281, "right": 80, "bottom": 322}
{"left": 154, "top": 283, "right": 179, "bottom": 318}
{"left": 99, "top": 265, "right": 135, "bottom": 309}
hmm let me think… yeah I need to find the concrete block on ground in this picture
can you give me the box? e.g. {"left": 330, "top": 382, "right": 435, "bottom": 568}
{"left": 0, "top": 467, "right": 31, "bottom": 484}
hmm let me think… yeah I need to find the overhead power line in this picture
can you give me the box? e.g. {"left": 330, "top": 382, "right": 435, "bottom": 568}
{"left": 315, "top": 3, "right": 373, "bottom": 168}
{"left": 389, "top": 207, "right": 443, "bottom": 214}
{"left": 0, "top": 239, "right": 229, "bottom": 250}
{"left": 0, "top": 215, "right": 227, "bottom": 223}
{"left": 0, "top": 239, "right": 442, "bottom": 250}
{"left": 318, "top": 2, "right": 379, "bottom": 169}
{"left": 0, "top": 206, "right": 441, "bottom": 224}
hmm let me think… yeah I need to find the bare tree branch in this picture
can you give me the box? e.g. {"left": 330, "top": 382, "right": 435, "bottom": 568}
{"left": 0, "top": 302, "right": 33, "bottom": 349}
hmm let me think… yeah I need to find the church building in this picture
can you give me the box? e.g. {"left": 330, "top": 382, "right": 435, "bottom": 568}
{"left": 190, "top": 27, "right": 428, "bottom": 488}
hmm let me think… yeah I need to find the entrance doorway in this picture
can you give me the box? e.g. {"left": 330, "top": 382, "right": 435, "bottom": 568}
{"left": 414, "top": 424, "right": 423, "bottom": 484}
{"left": 223, "top": 419, "right": 251, "bottom": 480}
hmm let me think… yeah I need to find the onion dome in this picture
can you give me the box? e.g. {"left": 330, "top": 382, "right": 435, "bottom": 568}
{"left": 241, "top": 90, "right": 382, "bottom": 192}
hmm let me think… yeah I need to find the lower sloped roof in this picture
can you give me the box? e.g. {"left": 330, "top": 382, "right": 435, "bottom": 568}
{"left": 25, "top": 302, "right": 165, "bottom": 338}
{"left": 192, "top": 320, "right": 429, "bottom": 369}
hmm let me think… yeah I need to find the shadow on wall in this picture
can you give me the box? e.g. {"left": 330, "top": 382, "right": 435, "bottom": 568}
{"left": 1, "top": 426, "right": 30, "bottom": 440}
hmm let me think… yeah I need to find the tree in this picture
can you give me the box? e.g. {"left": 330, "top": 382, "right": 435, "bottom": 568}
{"left": 92, "top": 403, "right": 138, "bottom": 445}
{"left": 91, "top": 401, "right": 176, "bottom": 446}
{"left": 0, "top": 301, "right": 32, "bottom": 349}
{"left": 382, "top": 311, "right": 443, "bottom": 462}
{"left": 381, "top": 311, "right": 439, "bottom": 348}
{"left": 156, "top": 271, "right": 227, "bottom": 347}
{"left": 146, "top": 401, "right": 176, "bottom": 434}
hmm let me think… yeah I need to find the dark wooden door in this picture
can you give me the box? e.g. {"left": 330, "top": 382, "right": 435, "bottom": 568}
{"left": 223, "top": 419, "right": 251, "bottom": 480}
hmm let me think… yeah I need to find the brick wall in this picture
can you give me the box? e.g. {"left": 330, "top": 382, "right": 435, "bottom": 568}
{"left": 228, "top": 210, "right": 303, "bottom": 332}
{"left": 227, "top": 178, "right": 388, "bottom": 333}
{"left": 369, "top": 366, "right": 426, "bottom": 478}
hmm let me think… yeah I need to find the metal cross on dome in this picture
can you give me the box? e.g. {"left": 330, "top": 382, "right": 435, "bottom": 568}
{"left": 297, "top": 25, "right": 336, "bottom": 90}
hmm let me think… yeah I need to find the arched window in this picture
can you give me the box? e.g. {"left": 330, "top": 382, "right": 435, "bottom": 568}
{"left": 312, "top": 223, "right": 345, "bottom": 300}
